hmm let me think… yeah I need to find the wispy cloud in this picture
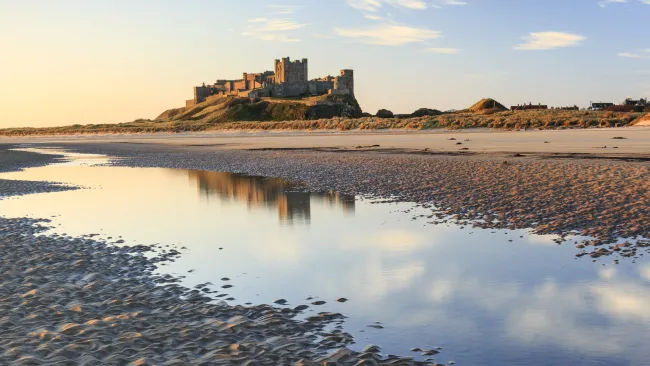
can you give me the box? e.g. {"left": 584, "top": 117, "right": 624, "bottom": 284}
{"left": 243, "top": 5, "right": 307, "bottom": 43}
{"left": 426, "top": 47, "right": 460, "bottom": 54}
{"left": 346, "top": 0, "right": 383, "bottom": 12}
{"left": 599, "top": 0, "right": 650, "bottom": 6}
{"left": 259, "top": 19, "right": 308, "bottom": 31}
{"left": 335, "top": 23, "right": 441, "bottom": 46}
{"left": 346, "top": 0, "right": 430, "bottom": 11}
{"left": 514, "top": 32, "right": 585, "bottom": 50}
{"left": 364, "top": 14, "right": 384, "bottom": 20}
{"left": 598, "top": 0, "right": 627, "bottom": 7}
{"left": 386, "top": 0, "right": 428, "bottom": 9}
{"left": 268, "top": 4, "right": 306, "bottom": 15}
{"left": 617, "top": 48, "right": 650, "bottom": 59}
{"left": 442, "top": 0, "right": 468, "bottom": 5}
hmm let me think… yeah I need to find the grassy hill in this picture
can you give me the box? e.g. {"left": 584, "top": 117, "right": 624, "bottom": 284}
{"left": 156, "top": 94, "right": 362, "bottom": 123}
{"left": 466, "top": 98, "right": 508, "bottom": 114}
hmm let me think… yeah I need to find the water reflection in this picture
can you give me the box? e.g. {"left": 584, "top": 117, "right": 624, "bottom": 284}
{"left": 187, "top": 170, "right": 355, "bottom": 224}
{"left": 1, "top": 155, "right": 650, "bottom": 365}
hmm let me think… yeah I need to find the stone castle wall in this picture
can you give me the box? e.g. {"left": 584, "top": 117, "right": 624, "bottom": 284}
{"left": 191, "top": 58, "right": 352, "bottom": 105}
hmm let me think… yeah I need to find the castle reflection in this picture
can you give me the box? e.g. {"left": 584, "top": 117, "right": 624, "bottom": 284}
{"left": 187, "top": 171, "right": 355, "bottom": 224}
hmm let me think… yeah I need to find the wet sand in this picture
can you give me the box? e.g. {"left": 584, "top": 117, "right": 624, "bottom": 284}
{"left": 43, "top": 139, "right": 650, "bottom": 260}
{"left": 0, "top": 148, "right": 437, "bottom": 365}
{"left": 0, "top": 149, "right": 78, "bottom": 198}
{"left": 2, "top": 128, "right": 650, "bottom": 364}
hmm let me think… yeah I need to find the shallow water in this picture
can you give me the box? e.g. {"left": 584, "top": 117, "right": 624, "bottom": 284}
{"left": 2, "top": 150, "right": 650, "bottom": 365}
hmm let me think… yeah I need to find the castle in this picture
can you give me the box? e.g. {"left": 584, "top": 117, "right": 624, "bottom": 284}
{"left": 186, "top": 57, "right": 354, "bottom": 108}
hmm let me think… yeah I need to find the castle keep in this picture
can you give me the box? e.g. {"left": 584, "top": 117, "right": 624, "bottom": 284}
{"left": 187, "top": 57, "right": 354, "bottom": 108}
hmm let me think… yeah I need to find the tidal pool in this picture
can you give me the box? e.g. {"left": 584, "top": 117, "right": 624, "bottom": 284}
{"left": 1, "top": 149, "right": 650, "bottom": 365}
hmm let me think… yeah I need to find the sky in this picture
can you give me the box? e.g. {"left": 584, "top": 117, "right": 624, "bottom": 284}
{"left": 0, "top": 0, "right": 649, "bottom": 127}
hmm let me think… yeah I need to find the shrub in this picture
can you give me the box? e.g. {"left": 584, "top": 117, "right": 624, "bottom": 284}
{"left": 376, "top": 109, "right": 394, "bottom": 118}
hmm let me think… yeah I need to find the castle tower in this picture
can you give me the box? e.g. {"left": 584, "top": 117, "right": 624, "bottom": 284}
{"left": 301, "top": 58, "right": 308, "bottom": 82}
{"left": 274, "top": 57, "right": 308, "bottom": 83}
{"left": 335, "top": 69, "right": 354, "bottom": 96}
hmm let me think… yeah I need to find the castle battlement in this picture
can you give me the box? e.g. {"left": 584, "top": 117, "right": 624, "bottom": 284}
{"left": 186, "top": 57, "right": 353, "bottom": 108}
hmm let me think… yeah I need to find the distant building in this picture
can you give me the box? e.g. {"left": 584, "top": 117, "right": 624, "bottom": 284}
{"left": 511, "top": 102, "right": 548, "bottom": 111}
{"left": 185, "top": 57, "right": 354, "bottom": 108}
{"left": 589, "top": 102, "right": 615, "bottom": 110}
{"left": 554, "top": 105, "right": 579, "bottom": 111}
{"left": 623, "top": 98, "right": 648, "bottom": 107}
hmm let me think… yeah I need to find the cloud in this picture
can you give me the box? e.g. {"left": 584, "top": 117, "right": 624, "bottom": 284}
{"left": 599, "top": 0, "right": 627, "bottom": 7}
{"left": 242, "top": 8, "right": 307, "bottom": 43}
{"left": 335, "top": 23, "right": 441, "bottom": 46}
{"left": 346, "top": 0, "right": 383, "bottom": 11}
{"left": 442, "top": 0, "right": 468, "bottom": 5}
{"left": 346, "top": 0, "right": 429, "bottom": 11}
{"left": 258, "top": 19, "right": 307, "bottom": 31}
{"left": 600, "top": 0, "right": 650, "bottom": 5}
{"left": 268, "top": 4, "right": 305, "bottom": 15}
{"left": 514, "top": 31, "right": 586, "bottom": 50}
{"left": 617, "top": 49, "right": 650, "bottom": 59}
{"left": 364, "top": 13, "right": 384, "bottom": 20}
{"left": 618, "top": 52, "right": 650, "bottom": 59}
{"left": 386, "top": 0, "right": 428, "bottom": 9}
{"left": 426, "top": 47, "right": 460, "bottom": 54}
{"left": 241, "top": 19, "right": 306, "bottom": 42}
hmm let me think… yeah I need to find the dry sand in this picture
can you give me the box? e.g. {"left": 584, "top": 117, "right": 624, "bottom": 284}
{"left": 635, "top": 113, "right": 650, "bottom": 126}
{"left": 4, "top": 126, "right": 650, "bottom": 157}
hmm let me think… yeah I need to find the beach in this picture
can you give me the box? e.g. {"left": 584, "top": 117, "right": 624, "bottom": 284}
{"left": 3, "top": 128, "right": 650, "bottom": 364}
